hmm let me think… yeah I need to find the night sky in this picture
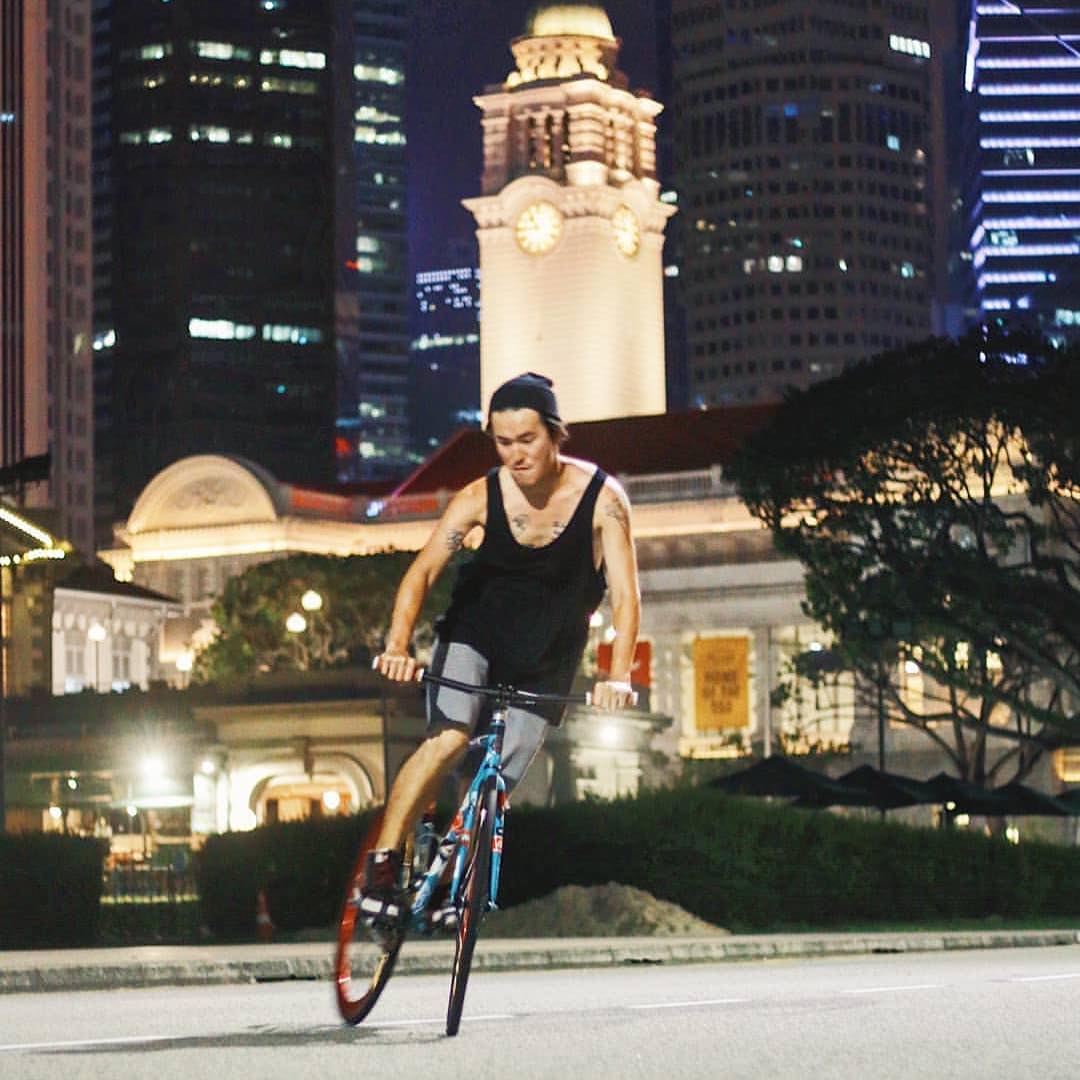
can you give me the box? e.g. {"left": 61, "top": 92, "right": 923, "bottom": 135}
{"left": 406, "top": 1, "right": 659, "bottom": 273}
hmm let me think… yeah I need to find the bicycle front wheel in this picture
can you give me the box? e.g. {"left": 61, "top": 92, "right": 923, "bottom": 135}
{"left": 446, "top": 777, "right": 497, "bottom": 1036}
{"left": 334, "top": 818, "right": 409, "bottom": 1025}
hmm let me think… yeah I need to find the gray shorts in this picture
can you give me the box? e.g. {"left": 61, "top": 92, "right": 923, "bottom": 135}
{"left": 427, "top": 640, "right": 549, "bottom": 791}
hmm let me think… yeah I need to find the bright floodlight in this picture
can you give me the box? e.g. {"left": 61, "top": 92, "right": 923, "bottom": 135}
{"left": 141, "top": 756, "right": 165, "bottom": 780}
{"left": 286, "top": 612, "right": 307, "bottom": 634}
{"left": 300, "top": 589, "right": 323, "bottom": 612}
{"left": 175, "top": 650, "right": 194, "bottom": 673}
{"left": 322, "top": 790, "right": 342, "bottom": 811}
{"left": 87, "top": 622, "right": 106, "bottom": 642}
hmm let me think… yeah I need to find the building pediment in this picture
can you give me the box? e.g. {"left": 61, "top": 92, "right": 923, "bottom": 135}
{"left": 123, "top": 455, "right": 288, "bottom": 537}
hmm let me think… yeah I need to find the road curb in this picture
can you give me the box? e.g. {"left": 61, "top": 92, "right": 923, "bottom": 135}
{"left": 1, "top": 930, "right": 1076, "bottom": 995}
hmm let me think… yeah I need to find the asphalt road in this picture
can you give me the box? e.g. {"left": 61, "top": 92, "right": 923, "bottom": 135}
{"left": 1, "top": 946, "right": 1077, "bottom": 1080}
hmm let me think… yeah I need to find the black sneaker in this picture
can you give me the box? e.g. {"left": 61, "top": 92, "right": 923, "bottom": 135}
{"left": 430, "top": 899, "right": 458, "bottom": 933}
{"left": 358, "top": 848, "right": 405, "bottom": 942}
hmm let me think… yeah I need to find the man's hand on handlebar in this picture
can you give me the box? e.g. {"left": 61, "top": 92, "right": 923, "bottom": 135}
{"left": 373, "top": 651, "right": 420, "bottom": 683}
{"left": 591, "top": 679, "right": 638, "bottom": 711}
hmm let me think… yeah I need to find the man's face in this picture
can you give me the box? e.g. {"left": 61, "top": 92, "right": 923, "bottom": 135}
{"left": 490, "top": 408, "right": 558, "bottom": 487}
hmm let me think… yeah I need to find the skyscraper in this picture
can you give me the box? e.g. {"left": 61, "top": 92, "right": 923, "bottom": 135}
{"left": 964, "top": 1, "right": 1080, "bottom": 344}
{"left": 409, "top": 264, "right": 481, "bottom": 455}
{"left": 671, "top": 1, "right": 945, "bottom": 405}
{"left": 336, "top": 0, "right": 410, "bottom": 482}
{"left": 2, "top": 0, "right": 95, "bottom": 553}
{"left": 92, "top": 0, "right": 351, "bottom": 526}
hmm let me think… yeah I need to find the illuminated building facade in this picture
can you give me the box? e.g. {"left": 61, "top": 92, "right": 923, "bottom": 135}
{"left": 965, "top": 1, "right": 1080, "bottom": 343}
{"left": 465, "top": 3, "right": 673, "bottom": 423}
{"left": 336, "top": 0, "right": 411, "bottom": 482}
{"left": 409, "top": 266, "right": 481, "bottom": 455}
{"left": 671, "top": 0, "right": 946, "bottom": 405}
{"left": 2, "top": 0, "right": 95, "bottom": 553}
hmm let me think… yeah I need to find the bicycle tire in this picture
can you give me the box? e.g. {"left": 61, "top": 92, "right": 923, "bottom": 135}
{"left": 446, "top": 777, "right": 497, "bottom": 1036}
{"left": 334, "top": 816, "right": 410, "bottom": 1025}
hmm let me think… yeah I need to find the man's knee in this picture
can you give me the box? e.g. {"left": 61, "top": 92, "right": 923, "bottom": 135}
{"left": 417, "top": 724, "right": 470, "bottom": 769}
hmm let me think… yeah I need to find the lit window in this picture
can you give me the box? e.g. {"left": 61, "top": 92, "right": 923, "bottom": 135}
{"left": 92, "top": 329, "right": 117, "bottom": 351}
{"left": 122, "top": 43, "right": 172, "bottom": 62}
{"left": 886, "top": 134, "right": 901, "bottom": 151}
{"left": 355, "top": 105, "right": 401, "bottom": 123}
{"left": 356, "top": 236, "right": 380, "bottom": 254}
{"left": 189, "top": 318, "right": 256, "bottom": 340}
{"left": 260, "top": 76, "right": 318, "bottom": 95}
{"left": 190, "top": 125, "right": 232, "bottom": 143}
{"left": 354, "top": 63, "right": 403, "bottom": 85}
{"left": 261, "top": 324, "right": 324, "bottom": 344}
{"left": 119, "top": 127, "right": 173, "bottom": 145}
{"left": 767, "top": 256, "right": 784, "bottom": 273}
{"left": 900, "top": 262, "right": 916, "bottom": 279}
{"left": 786, "top": 255, "right": 803, "bottom": 272}
{"left": 265, "top": 132, "right": 293, "bottom": 148}
{"left": 192, "top": 41, "right": 252, "bottom": 61}
{"left": 888, "top": 34, "right": 931, "bottom": 60}
{"left": 260, "top": 48, "right": 326, "bottom": 70}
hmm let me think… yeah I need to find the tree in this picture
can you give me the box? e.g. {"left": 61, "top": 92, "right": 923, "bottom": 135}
{"left": 731, "top": 331, "right": 1080, "bottom": 786}
{"left": 192, "top": 551, "right": 460, "bottom": 682}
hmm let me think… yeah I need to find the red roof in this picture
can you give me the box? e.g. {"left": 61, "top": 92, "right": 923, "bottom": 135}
{"left": 391, "top": 405, "right": 777, "bottom": 496}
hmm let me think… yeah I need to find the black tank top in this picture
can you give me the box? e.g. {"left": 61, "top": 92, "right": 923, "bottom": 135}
{"left": 436, "top": 465, "right": 608, "bottom": 694}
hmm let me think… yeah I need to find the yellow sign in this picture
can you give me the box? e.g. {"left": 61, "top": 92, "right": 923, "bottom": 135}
{"left": 693, "top": 637, "right": 749, "bottom": 732}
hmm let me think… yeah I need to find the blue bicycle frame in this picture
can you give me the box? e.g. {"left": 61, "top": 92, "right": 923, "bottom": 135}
{"left": 408, "top": 710, "right": 508, "bottom": 930}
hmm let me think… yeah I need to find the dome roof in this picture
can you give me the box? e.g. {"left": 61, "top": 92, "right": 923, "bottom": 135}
{"left": 524, "top": 3, "right": 615, "bottom": 41}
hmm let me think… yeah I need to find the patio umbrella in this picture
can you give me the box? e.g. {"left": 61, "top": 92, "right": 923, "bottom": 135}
{"left": 995, "top": 781, "right": 1072, "bottom": 817}
{"left": 710, "top": 756, "right": 852, "bottom": 802}
{"left": 924, "top": 773, "right": 1012, "bottom": 817}
{"left": 833, "top": 765, "right": 939, "bottom": 811}
{"left": 1056, "top": 788, "right": 1080, "bottom": 815}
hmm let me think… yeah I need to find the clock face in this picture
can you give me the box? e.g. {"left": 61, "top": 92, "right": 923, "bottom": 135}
{"left": 612, "top": 205, "right": 640, "bottom": 257}
{"left": 515, "top": 201, "right": 563, "bottom": 255}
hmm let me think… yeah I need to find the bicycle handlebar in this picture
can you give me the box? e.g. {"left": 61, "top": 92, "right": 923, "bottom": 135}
{"left": 417, "top": 669, "right": 591, "bottom": 708}
{"left": 371, "top": 656, "right": 638, "bottom": 708}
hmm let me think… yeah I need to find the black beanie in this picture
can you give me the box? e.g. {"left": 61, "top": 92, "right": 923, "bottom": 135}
{"left": 487, "top": 372, "right": 562, "bottom": 425}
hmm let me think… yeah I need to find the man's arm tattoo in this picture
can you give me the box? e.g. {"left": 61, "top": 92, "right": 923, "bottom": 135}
{"left": 445, "top": 529, "right": 466, "bottom": 552}
{"left": 551, "top": 520, "right": 566, "bottom": 539}
{"left": 511, "top": 513, "right": 529, "bottom": 535}
{"left": 604, "top": 498, "right": 631, "bottom": 537}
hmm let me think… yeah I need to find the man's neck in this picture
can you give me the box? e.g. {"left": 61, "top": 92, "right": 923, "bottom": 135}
{"left": 510, "top": 455, "right": 564, "bottom": 508}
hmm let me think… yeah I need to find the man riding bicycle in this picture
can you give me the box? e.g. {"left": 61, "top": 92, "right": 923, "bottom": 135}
{"left": 364, "top": 372, "right": 641, "bottom": 929}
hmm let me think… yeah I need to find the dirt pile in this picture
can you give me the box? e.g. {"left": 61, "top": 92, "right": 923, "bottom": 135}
{"left": 483, "top": 882, "right": 728, "bottom": 938}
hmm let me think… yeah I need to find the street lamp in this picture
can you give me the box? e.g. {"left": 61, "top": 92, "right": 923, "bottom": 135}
{"left": 285, "top": 611, "right": 307, "bottom": 634}
{"left": 300, "top": 589, "right": 323, "bottom": 612}
{"left": 87, "top": 622, "right": 106, "bottom": 691}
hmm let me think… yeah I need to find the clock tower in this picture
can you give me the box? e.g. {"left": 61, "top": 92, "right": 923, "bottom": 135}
{"left": 464, "top": 3, "right": 674, "bottom": 423}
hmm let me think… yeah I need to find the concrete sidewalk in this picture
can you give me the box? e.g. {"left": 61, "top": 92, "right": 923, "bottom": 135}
{"left": 1, "top": 928, "right": 1077, "bottom": 994}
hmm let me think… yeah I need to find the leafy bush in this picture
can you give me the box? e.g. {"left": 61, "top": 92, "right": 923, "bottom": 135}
{"left": 192, "top": 790, "right": 1079, "bottom": 938}
{"left": 196, "top": 811, "right": 380, "bottom": 937}
{"left": 0, "top": 833, "right": 107, "bottom": 948}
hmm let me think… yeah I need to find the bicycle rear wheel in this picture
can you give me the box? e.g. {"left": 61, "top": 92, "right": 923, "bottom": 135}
{"left": 335, "top": 815, "right": 409, "bottom": 1025}
{"left": 446, "top": 778, "right": 497, "bottom": 1036}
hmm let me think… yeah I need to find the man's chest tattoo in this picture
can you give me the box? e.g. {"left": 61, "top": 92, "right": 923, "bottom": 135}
{"left": 510, "top": 512, "right": 568, "bottom": 545}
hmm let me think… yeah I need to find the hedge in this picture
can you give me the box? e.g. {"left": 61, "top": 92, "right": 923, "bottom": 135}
{"left": 194, "top": 789, "right": 1080, "bottom": 938}
{"left": 0, "top": 833, "right": 108, "bottom": 948}
{"left": 196, "top": 810, "right": 381, "bottom": 937}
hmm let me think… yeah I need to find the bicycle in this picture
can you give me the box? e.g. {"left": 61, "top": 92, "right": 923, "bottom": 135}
{"left": 334, "top": 670, "right": 591, "bottom": 1036}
